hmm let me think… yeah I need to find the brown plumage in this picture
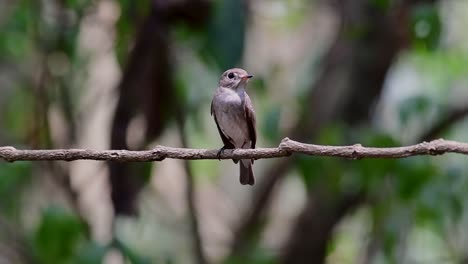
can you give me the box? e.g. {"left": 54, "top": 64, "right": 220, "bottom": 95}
{"left": 211, "top": 68, "right": 256, "bottom": 185}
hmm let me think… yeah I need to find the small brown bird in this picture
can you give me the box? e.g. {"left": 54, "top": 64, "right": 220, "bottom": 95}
{"left": 211, "top": 68, "right": 256, "bottom": 185}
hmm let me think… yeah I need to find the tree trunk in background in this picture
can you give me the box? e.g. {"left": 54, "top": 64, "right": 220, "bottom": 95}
{"left": 109, "top": 0, "right": 211, "bottom": 215}
{"left": 109, "top": 4, "right": 174, "bottom": 215}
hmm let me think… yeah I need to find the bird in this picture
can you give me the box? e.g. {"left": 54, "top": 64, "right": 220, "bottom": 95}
{"left": 211, "top": 68, "right": 257, "bottom": 185}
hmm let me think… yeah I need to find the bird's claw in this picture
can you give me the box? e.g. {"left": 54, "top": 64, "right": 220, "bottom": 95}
{"left": 217, "top": 147, "right": 226, "bottom": 160}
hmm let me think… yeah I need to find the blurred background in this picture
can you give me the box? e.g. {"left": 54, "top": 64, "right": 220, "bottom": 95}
{"left": 1, "top": 0, "right": 468, "bottom": 263}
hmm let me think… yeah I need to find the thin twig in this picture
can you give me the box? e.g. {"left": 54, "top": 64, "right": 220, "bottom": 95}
{"left": 0, "top": 138, "right": 467, "bottom": 162}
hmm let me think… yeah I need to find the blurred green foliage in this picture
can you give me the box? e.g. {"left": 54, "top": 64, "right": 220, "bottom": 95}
{"left": 202, "top": 0, "right": 246, "bottom": 70}
{"left": 262, "top": 106, "right": 282, "bottom": 143}
{"left": 34, "top": 207, "right": 89, "bottom": 263}
{"left": 411, "top": 4, "right": 441, "bottom": 50}
{"left": 31, "top": 207, "right": 152, "bottom": 263}
{"left": 115, "top": 0, "right": 150, "bottom": 65}
{"left": 3, "top": 87, "right": 34, "bottom": 142}
{"left": 113, "top": 238, "right": 151, "bottom": 264}
{"left": 0, "top": 162, "right": 31, "bottom": 217}
{"left": 1, "top": 0, "right": 468, "bottom": 263}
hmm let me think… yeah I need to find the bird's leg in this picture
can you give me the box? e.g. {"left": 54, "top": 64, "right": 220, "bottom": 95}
{"left": 217, "top": 146, "right": 227, "bottom": 160}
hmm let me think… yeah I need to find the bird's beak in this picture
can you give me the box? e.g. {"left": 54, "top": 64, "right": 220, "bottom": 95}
{"left": 241, "top": 75, "right": 254, "bottom": 81}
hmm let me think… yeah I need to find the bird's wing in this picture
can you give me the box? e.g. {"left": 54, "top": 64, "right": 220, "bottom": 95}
{"left": 244, "top": 94, "right": 256, "bottom": 149}
{"left": 211, "top": 100, "right": 235, "bottom": 149}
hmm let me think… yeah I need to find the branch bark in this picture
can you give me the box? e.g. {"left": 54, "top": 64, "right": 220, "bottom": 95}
{"left": 1, "top": 138, "right": 468, "bottom": 162}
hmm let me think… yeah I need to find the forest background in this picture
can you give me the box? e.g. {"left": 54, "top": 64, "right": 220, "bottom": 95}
{"left": 1, "top": 0, "right": 468, "bottom": 263}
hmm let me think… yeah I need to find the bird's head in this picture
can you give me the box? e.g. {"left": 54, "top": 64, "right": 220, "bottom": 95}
{"left": 219, "top": 68, "right": 253, "bottom": 90}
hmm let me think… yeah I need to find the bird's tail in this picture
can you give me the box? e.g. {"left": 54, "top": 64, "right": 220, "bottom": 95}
{"left": 239, "top": 159, "right": 255, "bottom": 185}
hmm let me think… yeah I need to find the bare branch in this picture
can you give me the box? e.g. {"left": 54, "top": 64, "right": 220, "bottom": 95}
{"left": 1, "top": 138, "right": 468, "bottom": 163}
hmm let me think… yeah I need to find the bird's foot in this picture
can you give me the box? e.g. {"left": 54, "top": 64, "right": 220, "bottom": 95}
{"left": 217, "top": 146, "right": 227, "bottom": 160}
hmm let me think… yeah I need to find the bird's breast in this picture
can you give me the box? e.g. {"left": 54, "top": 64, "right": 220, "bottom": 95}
{"left": 213, "top": 89, "right": 250, "bottom": 147}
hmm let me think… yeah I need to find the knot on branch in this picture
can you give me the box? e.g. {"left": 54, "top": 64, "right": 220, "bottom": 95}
{"left": 151, "top": 146, "right": 166, "bottom": 161}
{"left": 110, "top": 152, "right": 120, "bottom": 158}
{"left": 279, "top": 137, "right": 294, "bottom": 155}
{"left": 420, "top": 140, "right": 445, "bottom": 156}
{"left": 350, "top": 144, "right": 364, "bottom": 160}
{"left": 0, "top": 146, "right": 17, "bottom": 162}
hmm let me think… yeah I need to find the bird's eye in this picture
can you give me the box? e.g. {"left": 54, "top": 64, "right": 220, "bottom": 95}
{"left": 227, "top": 72, "right": 235, "bottom": 79}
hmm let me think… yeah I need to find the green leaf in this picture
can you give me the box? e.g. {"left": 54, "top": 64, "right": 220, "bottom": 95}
{"left": 34, "top": 207, "right": 87, "bottom": 263}
{"left": 411, "top": 4, "right": 441, "bottom": 50}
